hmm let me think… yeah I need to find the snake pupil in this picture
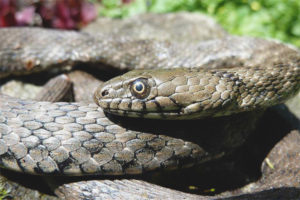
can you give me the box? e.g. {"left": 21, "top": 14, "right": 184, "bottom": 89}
{"left": 130, "top": 78, "right": 150, "bottom": 99}
{"left": 135, "top": 83, "right": 144, "bottom": 92}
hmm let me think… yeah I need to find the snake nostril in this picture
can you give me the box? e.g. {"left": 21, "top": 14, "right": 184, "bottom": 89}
{"left": 101, "top": 89, "right": 109, "bottom": 97}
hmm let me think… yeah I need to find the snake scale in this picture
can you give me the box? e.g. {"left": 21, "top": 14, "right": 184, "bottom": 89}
{"left": 0, "top": 12, "right": 300, "bottom": 198}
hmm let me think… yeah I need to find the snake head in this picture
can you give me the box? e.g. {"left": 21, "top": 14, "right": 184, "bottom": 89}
{"left": 94, "top": 68, "right": 191, "bottom": 119}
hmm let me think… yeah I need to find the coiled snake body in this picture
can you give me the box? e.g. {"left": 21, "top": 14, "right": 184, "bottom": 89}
{"left": 0, "top": 13, "right": 299, "bottom": 198}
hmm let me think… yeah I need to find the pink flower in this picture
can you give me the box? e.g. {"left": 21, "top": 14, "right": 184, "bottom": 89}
{"left": 16, "top": 6, "right": 35, "bottom": 26}
{"left": 39, "top": 0, "right": 97, "bottom": 29}
{"left": 0, "top": 0, "right": 97, "bottom": 29}
{"left": 122, "top": 0, "right": 133, "bottom": 4}
{"left": 81, "top": 1, "right": 97, "bottom": 25}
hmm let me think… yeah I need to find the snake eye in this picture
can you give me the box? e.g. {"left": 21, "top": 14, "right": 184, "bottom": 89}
{"left": 130, "top": 78, "right": 150, "bottom": 99}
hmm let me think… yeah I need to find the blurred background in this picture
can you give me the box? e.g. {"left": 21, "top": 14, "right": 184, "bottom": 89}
{"left": 1, "top": 0, "right": 300, "bottom": 46}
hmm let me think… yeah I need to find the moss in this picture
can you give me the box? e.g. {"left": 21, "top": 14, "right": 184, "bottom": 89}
{"left": 0, "top": 184, "right": 9, "bottom": 200}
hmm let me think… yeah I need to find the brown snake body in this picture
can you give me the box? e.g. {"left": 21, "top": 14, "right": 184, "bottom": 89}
{"left": 0, "top": 12, "right": 299, "bottom": 199}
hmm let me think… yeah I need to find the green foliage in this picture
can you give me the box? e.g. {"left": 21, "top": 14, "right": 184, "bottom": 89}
{"left": 96, "top": 0, "right": 300, "bottom": 47}
{"left": 98, "top": 0, "right": 148, "bottom": 17}
{"left": 0, "top": 185, "right": 8, "bottom": 200}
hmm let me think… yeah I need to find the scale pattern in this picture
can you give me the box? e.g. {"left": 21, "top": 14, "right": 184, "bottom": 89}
{"left": 0, "top": 96, "right": 204, "bottom": 175}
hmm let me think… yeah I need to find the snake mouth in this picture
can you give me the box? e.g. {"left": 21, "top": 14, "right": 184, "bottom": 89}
{"left": 102, "top": 107, "right": 199, "bottom": 120}
{"left": 95, "top": 95, "right": 190, "bottom": 119}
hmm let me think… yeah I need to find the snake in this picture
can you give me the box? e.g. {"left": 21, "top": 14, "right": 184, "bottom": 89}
{"left": 0, "top": 12, "right": 300, "bottom": 198}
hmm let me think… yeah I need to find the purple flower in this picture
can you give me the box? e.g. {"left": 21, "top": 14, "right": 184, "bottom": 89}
{"left": 40, "top": 0, "right": 97, "bottom": 29}
{"left": 16, "top": 6, "right": 35, "bottom": 26}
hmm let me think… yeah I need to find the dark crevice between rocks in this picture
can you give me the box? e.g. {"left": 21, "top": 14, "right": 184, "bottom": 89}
{"left": 0, "top": 64, "right": 123, "bottom": 87}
